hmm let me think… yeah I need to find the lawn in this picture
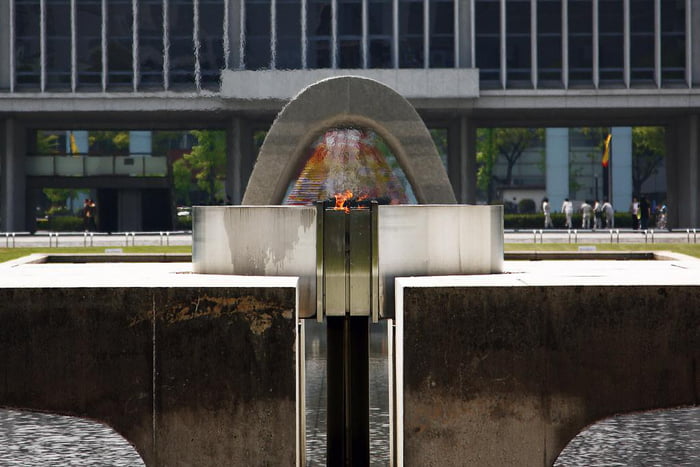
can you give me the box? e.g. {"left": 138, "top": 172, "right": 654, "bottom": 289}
{"left": 3, "top": 243, "right": 700, "bottom": 264}
{"left": 504, "top": 243, "right": 700, "bottom": 259}
{"left": 0, "top": 246, "right": 192, "bottom": 264}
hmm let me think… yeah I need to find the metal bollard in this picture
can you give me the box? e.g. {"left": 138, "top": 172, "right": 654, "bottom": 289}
{"left": 695, "top": 229, "right": 697, "bottom": 244}
{"left": 567, "top": 229, "right": 572, "bottom": 244}
{"left": 125, "top": 233, "right": 129, "bottom": 247}
{"left": 574, "top": 229, "right": 578, "bottom": 244}
{"left": 609, "top": 229, "right": 614, "bottom": 243}
{"left": 616, "top": 229, "right": 620, "bottom": 243}
{"left": 166, "top": 231, "right": 170, "bottom": 246}
{"left": 644, "top": 229, "right": 648, "bottom": 243}
{"left": 539, "top": 229, "right": 543, "bottom": 244}
{"left": 650, "top": 229, "right": 655, "bottom": 244}
{"left": 84, "top": 231, "right": 88, "bottom": 247}
{"left": 160, "top": 231, "right": 164, "bottom": 246}
{"left": 11, "top": 233, "right": 15, "bottom": 248}
{"left": 90, "top": 232, "right": 94, "bottom": 247}
{"left": 5, "top": 233, "right": 8, "bottom": 248}
{"left": 688, "top": 229, "right": 691, "bottom": 243}
{"left": 533, "top": 230, "right": 537, "bottom": 244}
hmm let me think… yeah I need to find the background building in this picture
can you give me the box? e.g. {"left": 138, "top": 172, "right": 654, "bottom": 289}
{"left": 1, "top": 0, "right": 699, "bottom": 231}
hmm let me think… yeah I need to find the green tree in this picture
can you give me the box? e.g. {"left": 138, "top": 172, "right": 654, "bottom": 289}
{"left": 477, "top": 128, "right": 544, "bottom": 203}
{"left": 632, "top": 126, "right": 665, "bottom": 196}
{"left": 173, "top": 130, "right": 226, "bottom": 204}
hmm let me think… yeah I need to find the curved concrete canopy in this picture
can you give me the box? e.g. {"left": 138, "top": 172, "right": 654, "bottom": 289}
{"left": 242, "top": 76, "right": 456, "bottom": 205}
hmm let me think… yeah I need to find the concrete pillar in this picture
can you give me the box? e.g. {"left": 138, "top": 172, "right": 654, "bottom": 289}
{"left": 0, "top": 0, "right": 10, "bottom": 90}
{"left": 229, "top": 0, "right": 242, "bottom": 69}
{"left": 228, "top": 117, "right": 255, "bottom": 204}
{"left": 458, "top": 116, "right": 477, "bottom": 204}
{"left": 666, "top": 114, "right": 700, "bottom": 228}
{"left": 692, "top": 0, "right": 700, "bottom": 87}
{"left": 458, "top": 0, "right": 474, "bottom": 68}
{"left": 611, "top": 127, "right": 633, "bottom": 214}
{"left": 545, "top": 128, "right": 569, "bottom": 211}
{"left": 118, "top": 189, "right": 142, "bottom": 231}
{"left": 1, "top": 119, "right": 25, "bottom": 232}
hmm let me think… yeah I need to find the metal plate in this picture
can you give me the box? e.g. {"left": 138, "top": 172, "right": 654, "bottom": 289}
{"left": 377, "top": 205, "right": 504, "bottom": 318}
{"left": 192, "top": 206, "right": 318, "bottom": 318}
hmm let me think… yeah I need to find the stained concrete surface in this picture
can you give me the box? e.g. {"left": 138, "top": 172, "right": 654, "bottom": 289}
{"left": 397, "top": 259, "right": 700, "bottom": 466}
{"left": 0, "top": 262, "right": 298, "bottom": 466}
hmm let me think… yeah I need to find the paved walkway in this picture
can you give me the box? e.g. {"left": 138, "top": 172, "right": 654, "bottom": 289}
{"left": 1, "top": 228, "right": 699, "bottom": 248}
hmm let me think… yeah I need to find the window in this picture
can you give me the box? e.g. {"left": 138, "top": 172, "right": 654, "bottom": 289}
{"left": 138, "top": 0, "right": 165, "bottom": 89}
{"left": 169, "top": 0, "right": 195, "bottom": 86}
{"left": 199, "top": 0, "right": 225, "bottom": 87}
{"left": 398, "top": 0, "right": 424, "bottom": 68}
{"left": 76, "top": 0, "right": 103, "bottom": 89}
{"left": 338, "top": 0, "right": 362, "bottom": 68}
{"left": 246, "top": 0, "right": 272, "bottom": 69}
{"left": 368, "top": 0, "right": 393, "bottom": 68}
{"left": 46, "top": 0, "right": 71, "bottom": 90}
{"left": 598, "top": 0, "right": 623, "bottom": 86}
{"left": 630, "top": 0, "right": 654, "bottom": 84}
{"left": 276, "top": 0, "right": 303, "bottom": 69}
{"left": 660, "top": 0, "right": 685, "bottom": 85}
{"left": 475, "top": 0, "right": 500, "bottom": 85}
{"left": 107, "top": 0, "right": 134, "bottom": 89}
{"left": 537, "top": 0, "right": 562, "bottom": 86}
{"left": 506, "top": 0, "right": 531, "bottom": 87}
{"left": 568, "top": 0, "right": 593, "bottom": 86}
{"left": 307, "top": 0, "right": 332, "bottom": 68}
{"left": 15, "top": 0, "right": 41, "bottom": 89}
{"left": 430, "top": 0, "right": 454, "bottom": 68}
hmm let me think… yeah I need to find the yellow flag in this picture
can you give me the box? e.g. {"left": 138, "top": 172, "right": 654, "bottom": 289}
{"left": 70, "top": 132, "right": 79, "bottom": 155}
{"left": 601, "top": 133, "right": 612, "bottom": 168}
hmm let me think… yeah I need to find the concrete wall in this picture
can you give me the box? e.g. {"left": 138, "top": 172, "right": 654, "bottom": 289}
{"left": 0, "top": 286, "right": 298, "bottom": 467}
{"left": 400, "top": 285, "right": 700, "bottom": 466}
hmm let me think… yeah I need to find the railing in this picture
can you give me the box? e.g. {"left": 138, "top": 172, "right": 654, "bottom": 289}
{"left": 25, "top": 155, "right": 168, "bottom": 177}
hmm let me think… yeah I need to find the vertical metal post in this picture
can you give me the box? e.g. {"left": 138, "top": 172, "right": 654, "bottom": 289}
{"left": 623, "top": 0, "right": 630, "bottom": 88}
{"left": 592, "top": 0, "right": 599, "bottom": 88}
{"left": 331, "top": 0, "right": 338, "bottom": 68}
{"left": 133, "top": 0, "right": 139, "bottom": 91}
{"left": 71, "top": 0, "right": 77, "bottom": 91}
{"left": 530, "top": 0, "right": 537, "bottom": 88}
{"left": 102, "top": 0, "right": 108, "bottom": 91}
{"left": 654, "top": 0, "right": 661, "bottom": 87}
{"left": 423, "top": 0, "right": 429, "bottom": 69}
{"left": 40, "top": 0, "right": 46, "bottom": 92}
{"left": 562, "top": 0, "right": 568, "bottom": 88}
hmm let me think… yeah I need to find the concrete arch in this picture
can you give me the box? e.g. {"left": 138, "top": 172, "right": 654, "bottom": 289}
{"left": 242, "top": 76, "right": 456, "bottom": 205}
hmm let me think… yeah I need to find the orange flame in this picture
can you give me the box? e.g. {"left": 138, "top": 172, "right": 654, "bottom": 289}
{"left": 333, "top": 190, "right": 353, "bottom": 213}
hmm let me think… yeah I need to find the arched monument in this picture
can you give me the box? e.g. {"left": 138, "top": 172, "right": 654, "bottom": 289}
{"left": 242, "top": 76, "right": 456, "bottom": 205}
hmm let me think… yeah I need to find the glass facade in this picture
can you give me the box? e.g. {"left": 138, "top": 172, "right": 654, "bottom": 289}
{"left": 5, "top": 0, "right": 695, "bottom": 91}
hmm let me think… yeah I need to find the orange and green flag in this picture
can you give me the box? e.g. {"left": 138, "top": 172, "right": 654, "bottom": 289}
{"left": 601, "top": 133, "right": 612, "bottom": 167}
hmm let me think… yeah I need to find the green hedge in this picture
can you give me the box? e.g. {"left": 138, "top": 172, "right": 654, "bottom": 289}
{"left": 504, "top": 213, "right": 635, "bottom": 230}
{"left": 176, "top": 215, "right": 192, "bottom": 230}
{"left": 46, "top": 215, "right": 84, "bottom": 231}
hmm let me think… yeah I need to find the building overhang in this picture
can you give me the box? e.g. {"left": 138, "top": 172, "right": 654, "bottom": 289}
{"left": 220, "top": 69, "right": 481, "bottom": 100}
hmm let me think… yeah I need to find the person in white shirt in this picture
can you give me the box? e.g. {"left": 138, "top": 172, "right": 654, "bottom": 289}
{"left": 542, "top": 198, "right": 553, "bottom": 229}
{"left": 580, "top": 200, "right": 593, "bottom": 229}
{"left": 602, "top": 198, "right": 614, "bottom": 228}
{"left": 561, "top": 198, "right": 574, "bottom": 229}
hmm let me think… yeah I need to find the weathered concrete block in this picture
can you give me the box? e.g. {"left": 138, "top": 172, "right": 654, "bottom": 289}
{"left": 0, "top": 285, "right": 297, "bottom": 467}
{"left": 398, "top": 284, "right": 700, "bottom": 466}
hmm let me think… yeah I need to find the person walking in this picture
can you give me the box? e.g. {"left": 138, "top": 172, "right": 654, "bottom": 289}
{"left": 561, "top": 198, "right": 574, "bottom": 229}
{"left": 593, "top": 199, "right": 603, "bottom": 229}
{"left": 580, "top": 200, "right": 593, "bottom": 229}
{"left": 542, "top": 198, "right": 553, "bottom": 229}
{"left": 630, "top": 197, "right": 640, "bottom": 230}
{"left": 639, "top": 196, "right": 651, "bottom": 230}
{"left": 602, "top": 198, "right": 614, "bottom": 228}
